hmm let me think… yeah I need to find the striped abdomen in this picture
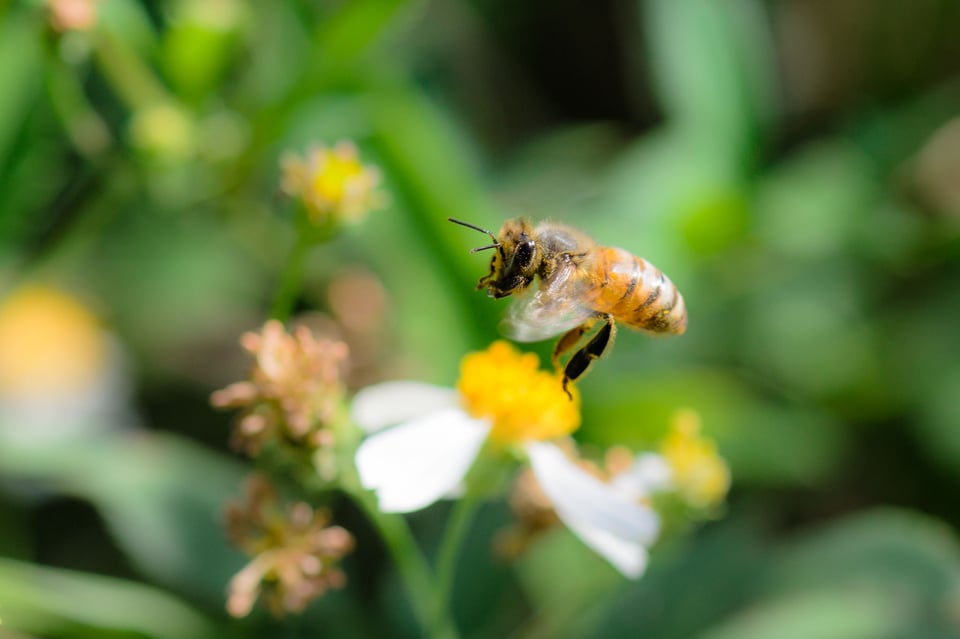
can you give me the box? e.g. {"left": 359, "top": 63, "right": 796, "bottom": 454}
{"left": 585, "top": 247, "right": 687, "bottom": 334}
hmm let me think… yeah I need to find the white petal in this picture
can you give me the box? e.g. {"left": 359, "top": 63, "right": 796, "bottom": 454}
{"left": 527, "top": 442, "right": 661, "bottom": 578}
{"left": 566, "top": 523, "right": 650, "bottom": 578}
{"left": 351, "top": 381, "right": 459, "bottom": 433}
{"left": 355, "top": 408, "right": 489, "bottom": 513}
{"left": 632, "top": 453, "right": 674, "bottom": 492}
{"left": 611, "top": 453, "right": 673, "bottom": 501}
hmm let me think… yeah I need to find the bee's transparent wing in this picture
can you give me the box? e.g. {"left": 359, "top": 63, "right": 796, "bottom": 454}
{"left": 501, "top": 262, "right": 596, "bottom": 342}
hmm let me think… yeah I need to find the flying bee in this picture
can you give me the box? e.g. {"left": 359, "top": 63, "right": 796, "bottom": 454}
{"left": 449, "top": 216, "right": 687, "bottom": 396}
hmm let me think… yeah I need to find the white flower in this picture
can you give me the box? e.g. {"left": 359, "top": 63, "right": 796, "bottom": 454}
{"left": 0, "top": 285, "right": 132, "bottom": 447}
{"left": 352, "top": 379, "right": 661, "bottom": 578}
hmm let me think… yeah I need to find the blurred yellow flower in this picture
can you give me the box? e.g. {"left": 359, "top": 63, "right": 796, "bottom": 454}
{"left": 0, "top": 285, "right": 105, "bottom": 397}
{"left": 659, "top": 409, "right": 730, "bottom": 509}
{"left": 457, "top": 341, "right": 579, "bottom": 445}
{"left": 280, "top": 141, "right": 386, "bottom": 225}
{"left": 129, "top": 103, "right": 196, "bottom": 161}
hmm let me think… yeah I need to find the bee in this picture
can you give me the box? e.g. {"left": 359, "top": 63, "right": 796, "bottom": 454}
{"left": 450, "top": 217, "right": 687, "bottom": 396}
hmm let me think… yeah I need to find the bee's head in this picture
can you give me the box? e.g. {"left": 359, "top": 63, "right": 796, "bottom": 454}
{"left": 448, "top": 217, "right": 540, "bottom": 299}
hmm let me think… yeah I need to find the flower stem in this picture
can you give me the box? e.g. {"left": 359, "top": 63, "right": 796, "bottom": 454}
{"left": 270, "top": 228, "right": 312, "bottom": 322}
{"left": 430, "top": 496, "right": 479, "bottom": 639}
{"left": 92, "top": 30, "right": 170, "bottom": 111}
{"left": 350, "top": 488, "right": 459, "bottom": 639}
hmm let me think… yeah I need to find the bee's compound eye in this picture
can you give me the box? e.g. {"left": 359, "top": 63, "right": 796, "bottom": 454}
{"left": 515, "top": 239, "right": 535, "bottom": 269}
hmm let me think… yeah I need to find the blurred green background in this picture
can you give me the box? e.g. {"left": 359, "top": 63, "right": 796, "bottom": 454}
{"left": 2, "top": 0, "right": 960, "bottom": 637}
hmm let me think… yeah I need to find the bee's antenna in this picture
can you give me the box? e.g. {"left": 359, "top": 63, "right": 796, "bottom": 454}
{"left": 448, "top": 217, "right": 498, "bottom": 244}
{"left": 470, "top": 243, "right": 500, "bottom": 254}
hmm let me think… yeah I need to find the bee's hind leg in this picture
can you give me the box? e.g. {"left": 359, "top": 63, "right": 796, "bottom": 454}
{"left": 552, "top": 318, "right": 598, "bottom": 372}
{"left": 561, "top": 315, "right": 616, "bottom": 399}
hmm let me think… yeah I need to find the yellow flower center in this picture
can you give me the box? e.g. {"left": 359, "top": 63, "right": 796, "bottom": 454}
{"left": 456, "top": 341, "right": 579, "bottom": 446}
{"left": 660, "top": 409, "right": 730, "bottom": 509}
{"left": 0, "top": 286, "right": 106, "bottom": 396}
{"left": 311, "top": 151, "right": 365, "bottom": 204}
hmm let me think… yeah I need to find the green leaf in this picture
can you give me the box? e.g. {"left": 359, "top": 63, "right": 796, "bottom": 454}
{"left": 772, "top": 509, "right": 960, "bottom": 602}
{"left": 363, "top": 79, "right": 503, "bottom": 341}
{"left": 97, "top": 0, "right": 160, "bottom": 55}
{"left": 316, "top": 0, "right": 417, "bottom": 65}
{"left": 597, "top": 130, "right": 749, "bottom": 283}
{"left": 741, "top": 267, "right": 883, "bottom": 403}
{"left": 514, "top": 527, "right": 625, "bottom": 639}
{"left": 161, "top": 1, "right": 247, "bottom": 103}
{"left": 0, "top": 11, "right": 43, "bottom": 172}
{"left": 73, "top": 434, "right": 248, "bottom": 606}
{"left": 0, "top": 432, "right": 247, "bottom": 606}
{"left": 754, "top": 141, "right": 879, "bottom": 259}
{"left": 0, "top": 557, "right": 219, "bottom": 639}
{"left": 642, "top": 0, "right": 775, "bottom": 163}
{"left": 698, "top": 509, "right": 960, "bottom": 639}
{"left": 918, "top": 365, "right": 960, "bottom": 474}
{"left": 95, "top": 212, "right": 268, "bottom": 375}
{"left": 583, "top": 519, "right": 771, "bottom": 639}
{"left": 580, "top": 368, "right": 846, "bottom": 486}
{"left": 696, "top": 587, "right": 908, "bottom": 639}
{"left": 492, "top": 122, "right": 623, "bottom": 220}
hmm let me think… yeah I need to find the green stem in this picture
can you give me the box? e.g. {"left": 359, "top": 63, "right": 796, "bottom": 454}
{"left": 45, "top": 54, "right": 112, "bottom": 157}
{"left": 430, "top": 496, "right": 479, "bottom": 639}
{"left": 350, "top": 489, "right": 458, "bottom": 638}
{"left": 270, "top": 229, "right": 312, "bottom": 322}
{"left": 92, "top": 31, "right": 169, "bottom": 111}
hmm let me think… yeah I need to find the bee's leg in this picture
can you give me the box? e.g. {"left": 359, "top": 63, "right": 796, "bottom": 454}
{"left": 552, "top": 318, "right": 597, "bottom": 372}
{"left": 562, "top": 316, "right": 616, "bottom": 399}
